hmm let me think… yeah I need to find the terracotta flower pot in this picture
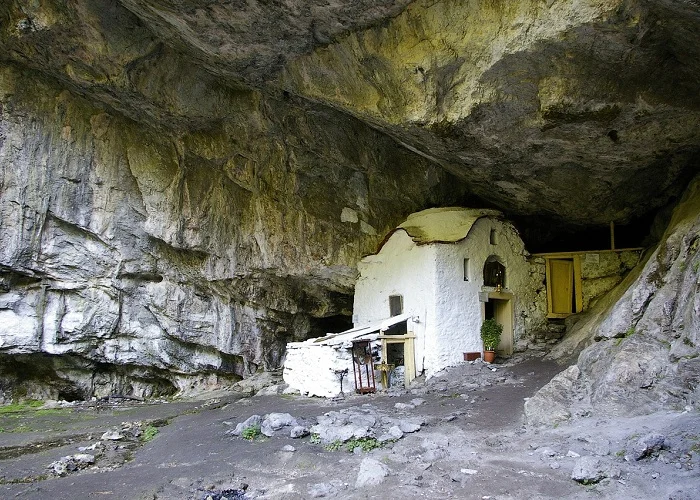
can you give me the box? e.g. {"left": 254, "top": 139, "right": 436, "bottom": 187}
{"left": 483, "top": 350, "right": 496, "bottom": 363}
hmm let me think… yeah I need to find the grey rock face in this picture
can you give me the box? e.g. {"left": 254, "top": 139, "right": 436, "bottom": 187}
{"left": 0, "top": 58, "right": 464, "bottom": 398}
{"left": 524, "top": 366, "right": 580, "bottom": 426}
{"left": 1, "top": 0, "right": 699, "bottom": 402}
{"left": 532, "top": 177, "right": 700, "bottom": 421}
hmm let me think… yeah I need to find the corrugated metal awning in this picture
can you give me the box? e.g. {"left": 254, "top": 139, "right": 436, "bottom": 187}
{"left": 286, "top": 313, "right": 411, "bottom": 348}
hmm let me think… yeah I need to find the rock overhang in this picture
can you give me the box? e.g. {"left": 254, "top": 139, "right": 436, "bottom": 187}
{"left": 2, "top": 0, "right": 699, "bottom": 232}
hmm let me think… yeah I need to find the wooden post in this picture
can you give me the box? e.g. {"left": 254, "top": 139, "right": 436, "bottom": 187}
{"left": 610, "top": 221, "right": 615, "bottom": 250}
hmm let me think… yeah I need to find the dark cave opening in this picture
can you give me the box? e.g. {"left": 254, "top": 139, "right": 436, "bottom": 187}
{"left": 511, "top": 209, "right": 661, "bottom": 254}
{"left": 308, "top": 314, "right": 353, "bottom": 338}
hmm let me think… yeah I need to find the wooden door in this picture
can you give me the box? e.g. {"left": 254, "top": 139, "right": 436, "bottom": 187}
{"left": 548, "top": 259, "right": 574, "bottom": 317}
{"left": 493, "top": 298, "right": 513, "bottom": 356}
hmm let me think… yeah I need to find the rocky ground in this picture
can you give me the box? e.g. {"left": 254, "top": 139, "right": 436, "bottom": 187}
{"left": 1, "top": 353, "right": 698, "bottom": 500}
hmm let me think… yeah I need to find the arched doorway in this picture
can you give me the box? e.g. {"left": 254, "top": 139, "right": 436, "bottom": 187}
{"left": 483, "top": 255, "right": 506, "bottom": 289}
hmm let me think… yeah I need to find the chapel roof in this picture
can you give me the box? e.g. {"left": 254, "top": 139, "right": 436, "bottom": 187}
{"left": 394, "top": 207, "right": 503, "bottom": 245}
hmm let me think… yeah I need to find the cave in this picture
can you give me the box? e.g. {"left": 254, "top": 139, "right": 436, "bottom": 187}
{"left": 0, "top": 0, "right": 698, "bottom": 414}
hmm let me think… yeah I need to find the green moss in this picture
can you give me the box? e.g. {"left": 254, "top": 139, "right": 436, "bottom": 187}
{"left": 0, "top": 400, "right": 44, "bottom": 414}
{"left": 141, "top": 425, "right": 159, "bottom": 442}
{"left": 34, "top": 408, "right": 69, "bottom": 417}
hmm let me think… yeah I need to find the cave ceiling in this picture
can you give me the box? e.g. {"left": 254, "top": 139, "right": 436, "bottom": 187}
{"left": 2, "top": 0, "right": 700, "bottom": 236}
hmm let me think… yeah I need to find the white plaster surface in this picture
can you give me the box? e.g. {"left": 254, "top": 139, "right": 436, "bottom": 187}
{"left": 431, "top": 217, "right": 535, "bottom": 375}
{"left": 354, "top": 212, "right": 539, "bottom": 378}
{"left": 284, "top": 343, "right": 356, "bottom": 398}
{"left": 354, "top": 229, "right": 434, "bottom": 376}
{"left": 283, "top": 315, "right": 409, "bottom": 397}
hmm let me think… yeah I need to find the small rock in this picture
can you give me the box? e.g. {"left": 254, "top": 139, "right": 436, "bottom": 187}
{"left": 308, "top": 479, "right": 346, "bottom": 498}
{"left": 422, "top": 436, "right": 449, "bottom": 450}
{"left": 631, "top": 433, "right": 666, "bottom": 460}
{"left": 422, "top": 448, "right": 448, "bottom": 461}
{"left": 537, "top": 446, "right": 557, "bottom": 457}
{"left": 261, "top": 412, "right": 297, "bottom": 436}
{"left": 398, "top": 421, "right": 421, "bottom": 433}
{"left": 461, "top": 468, "right": 478, "bottom": 475}
{"left": 101, "top": 429, "right": 124, "bottom": 441}
{"left": 394, "top": 402, "right": 415, "bottom": 411}
{"left": 566, "top": 450, "right": 581, "bottom": 458}
{"left": 230, "top": 415, "right": 262, "bottom": 437}
{"left": 410, "top": 398, "right": 425, "bottom": 406}
{"left": 290, "top": 426, "right": 309, "bottom": 438}
{"left": 281, "top": 445, "right": 296, "bottom": 452}
{"left": 550, "top": 462, "right": 561, "bottom": 470}
{"left": 388, "top": 426, "right": 404, "bottom": 439}
{"left": 355, "top": 458, "right": 390, "bottom": 488}
{"left": 571, "top": 456, "right": 608, "bottom": 484}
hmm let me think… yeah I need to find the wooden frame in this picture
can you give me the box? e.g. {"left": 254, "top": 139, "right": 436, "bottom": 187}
{"left": 377, "top": 333, "right": 416, "bottom": 388}
{"left": 544, "top": 256, "right": 583, "bottom": 318}
{"left": 481, "top": 290, "right": 514, "bottom": 356}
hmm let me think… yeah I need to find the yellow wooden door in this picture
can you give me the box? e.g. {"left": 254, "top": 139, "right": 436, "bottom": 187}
{"left": 549, "top": 259, "right": 573, "bottom": 316}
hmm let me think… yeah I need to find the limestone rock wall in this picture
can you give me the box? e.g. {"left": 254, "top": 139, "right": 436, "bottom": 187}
{"left": 0, "top": 62, "right": 467, "bottom": 399}
{"left": 526, "top": 176, "right": 700, "bottom": 425}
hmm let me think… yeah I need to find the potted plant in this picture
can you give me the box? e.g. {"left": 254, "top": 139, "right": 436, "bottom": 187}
{"left": 480, "top": 318, "right": 502, "bottom": 363}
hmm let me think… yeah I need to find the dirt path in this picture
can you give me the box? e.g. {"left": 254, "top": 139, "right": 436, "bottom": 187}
{"left": 1, "top": 356, "right": 697, "bottom": 499}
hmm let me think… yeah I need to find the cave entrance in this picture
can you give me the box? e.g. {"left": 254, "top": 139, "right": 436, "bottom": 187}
{"left": 545, "top": 257, "right": 583, "bottom": 318}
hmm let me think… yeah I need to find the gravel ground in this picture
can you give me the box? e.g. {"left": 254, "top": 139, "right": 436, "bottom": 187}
{"left": 1, "top": 354, "right": 698, "bottom": 499}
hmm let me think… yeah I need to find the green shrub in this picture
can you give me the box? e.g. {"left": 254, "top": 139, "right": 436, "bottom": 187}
{"left": 241, "top": 424, "right": 261, "bottom": 441}
{"left": 344, "top": 437, "right": 382, "bottom": 453}
{"left": 324, "top": 440, "right": 343, "bottom": 452}
{"left": 480, "top": 318, "right": 503, "bottom": 351}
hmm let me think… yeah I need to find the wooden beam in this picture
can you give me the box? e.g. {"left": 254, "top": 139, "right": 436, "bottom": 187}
{"left": 532, "top": 247, "right": 644, "bottom": 258}
{"left": 610, "top": 221, "right": 615, "bottom": 250}
{"left": 573, "top": 255, "right": 583, "bottom": 313}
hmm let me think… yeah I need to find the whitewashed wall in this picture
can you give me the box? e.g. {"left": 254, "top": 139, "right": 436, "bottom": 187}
{"left": 283, "top": 343, "right": 356, "bottom": 397}
{"left": 353, "top": 230, "right": 436, "bottom": 376}
{"left": 432, "top": 218, "right": 536, "bottom": 375}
